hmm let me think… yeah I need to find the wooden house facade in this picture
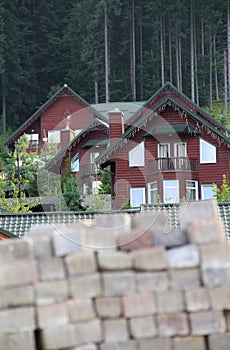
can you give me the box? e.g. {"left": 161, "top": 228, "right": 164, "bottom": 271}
{"left": 5, "top": 84, "right": 96, "bottom": 152}
{"left": 97, "top": 83, "right": 230, "bottom": 208}
{"left": 7, "top": 82, "right": 230, "bottom": 209}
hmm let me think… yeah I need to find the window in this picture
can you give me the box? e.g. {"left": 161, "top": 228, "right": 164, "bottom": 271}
{"left": 90, "top": 152, "right": 99, "bottom": 163}
{"left": 48, "top": 130, "right": 60, "bottom": 144}
{"left": 148, "top": 181, "right": 158, "bottom": 203}
{"left": 71, "top": 158, "right": 79, "bottom": 172}
{"left": 158, "top": 143, "right": 170, "bottom": 158}
{"left": 26, "top": 133, "right": 39, "bottom": 148}
{"left": 130, "top": 187, "right": 146, "bottom": 207}
{"left": 174, "top": 142, "right": 187, "bottom": 157}
{"left": 83, "top": 182, "right": 89, "bottom": 196}
{"left": 186, "top": 180, "right": 198, "bottom": 201}
{"left": 201, "top": 184, "right": 215, "bottom": 200}
{"left": 200, "top": 139, "right": 216, "bottom": 164}
{"left": 129, "top": 142, "right": 145, "bottom": 167}
{"left": 92, "top": 180, "right": 102, "bottom": 194}
{"left": 90, "top": 152, "right": 99, "bottom": 173}
{"left": 163, "top": 180, "right": 179, "bottom": 203}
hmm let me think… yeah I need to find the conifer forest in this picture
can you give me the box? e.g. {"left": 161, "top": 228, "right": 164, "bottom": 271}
{"left": 0, "top": 0, "right": 230, "bottom": 132}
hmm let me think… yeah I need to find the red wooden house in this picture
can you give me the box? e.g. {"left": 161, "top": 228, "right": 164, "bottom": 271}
{"left": 46, "top": 82, "right": 230, "bottom": 209}
{"left": 5, "top": 84, "right": 99, "bottom": 152}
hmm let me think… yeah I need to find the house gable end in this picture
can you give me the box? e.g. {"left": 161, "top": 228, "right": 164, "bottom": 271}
{"left": 5, "top": 84, "right": 91, "bottom": 149}
{"left": 97, "top": 96, "right": 230, "bottom": 166}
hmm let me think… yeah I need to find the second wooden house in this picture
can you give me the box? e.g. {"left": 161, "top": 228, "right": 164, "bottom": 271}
{"left": 46, "top": 82, "right": 230, "bottom": 209}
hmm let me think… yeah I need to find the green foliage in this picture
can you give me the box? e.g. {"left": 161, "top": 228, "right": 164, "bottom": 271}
{"left": 213, "top": 174, "right": 230, "bottom": 202}
{"left": 0, "top": 181, "right": 38, "bottom": 213}
{"left": 205, "top": 102, "right": 230, "bottom": 129}
{"left": 57, "top": 175, "right": 83, "bottom": 211}
{"left": 99, "top": 166, "right": 111, "bottom": 194}
{"left": 0, "top": 163, "right": 38, "bottom": 214}
{"left": 0, "top": 0, "right": 230, "bottom": 129}
{"left": 85, "top": 193, "right": 110, "bottom": 212}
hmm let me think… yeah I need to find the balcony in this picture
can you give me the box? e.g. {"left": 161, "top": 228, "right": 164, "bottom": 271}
{"left": 81, "top": 163, "right": 99, "bottom": 177}
{"left": 148, "top": 157, "right": 197, "bottom": 173}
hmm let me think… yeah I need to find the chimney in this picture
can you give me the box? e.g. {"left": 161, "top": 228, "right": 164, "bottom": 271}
{"left": 109, "top": 108, "right": 125, "bottom": 142}
{"left": 60, "top": 128, "right": 75, "bottom": 148}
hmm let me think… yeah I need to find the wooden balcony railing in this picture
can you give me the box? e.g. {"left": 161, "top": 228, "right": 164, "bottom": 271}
{"left": 148, "top": 157, "right": 197, "bottom": 173}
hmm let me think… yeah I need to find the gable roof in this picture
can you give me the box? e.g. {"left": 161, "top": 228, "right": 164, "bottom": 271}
{"left": 144, "top": 82, "right": 227, "bottom": 134}
{"left": 97, "top": 84, "right": 230, "bottom": 165}
{"left": 4, "top": 84, "right": 92, "bottom": 148}
{"left": 45, "top": 117, "right": 109, "bottom": 172}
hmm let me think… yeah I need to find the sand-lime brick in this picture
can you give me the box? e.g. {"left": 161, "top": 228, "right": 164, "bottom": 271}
{"left": 102, "top": 271, "right": 136, "bottom": 296}
{"left": 69, "top": 273, "right": 101, "bottom": 298}
{"left": 185, "top": 288, "right": 211, "bottom": 312}
{"left": 0, "top": 200, "right": 230, "bottom": 349}
{"left": 103, "top": 319, "right": 128, "bottom": 343}
{"left": 157, "top": 313, "right": 189, "bottom": 337}
{"left": 129, "top": 316, "right": 157, "bottom": 339}
{"left": 156, "top": 290, "right": 184, "bottom": 314}
{"left": 68, "top": 299, "right": 95, "bottom": 323}
{"left": 173, "top": 336, "right": 206, "bottom": 350}
{"left": 122, "top": 292, "right": 156, "bottom": 318}
{"left": 190, "top": 311, "right": 226, "bottom": 335}
{"left": 136, "top": 271, "right": 169, "bottom": 292}
{"left": 38, "top": 257, "right": 66, "bottom": 281}
{"left": 95, "top": 297, "right": 122, "bottom": 319}
{"left": 132, "top": 247, "right": 168, "bottom": 270}
{"left": 169, "top": 268, "right": 201, "bottom": 290}
{"left": 65, "top": 251, "right": 97, "bottom": 276}
{"left": 97, "top": 251, "right": 133, "bottom": 270}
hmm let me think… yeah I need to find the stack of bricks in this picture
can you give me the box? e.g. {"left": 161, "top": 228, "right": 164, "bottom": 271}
{"left": 0, "top": 200, "right": 230, "bottom": 349}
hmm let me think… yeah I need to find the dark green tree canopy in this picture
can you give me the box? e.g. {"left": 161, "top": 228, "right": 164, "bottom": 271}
{"left": 0, "top": 0, "right": 230, "bottom": 132}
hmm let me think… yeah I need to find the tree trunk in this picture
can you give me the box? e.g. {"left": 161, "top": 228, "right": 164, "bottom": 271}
{"left": 213, "top": 35, "right": 219, "bottom": 100}
{"left": 228, "top": 2, "right": 230, "bottom": 98}
{"left": 176, "top": 37, "right": 180, "bottom": 89}
{"left": 201, "top": 17, "right": 205, "bottom": 87}
{"left": 224, "top": 50, "right": 228, "bottom": 114}
{"left": 160, "top": 15, "right": 165, "bottom": 86}
{"left": 209, "top": 30, "right": 213, "bottom": 111}
{"left": 169, "top": 26, "right": 173, "bottom": 83}
{"left": 179, "top": 36, "right": 182, "bottom": 91}
{"left": 2, "top": 93, "right": 6, "bottom": 133}
{"left": 94, "top": 81, "right": 99, "bottom": 104}
{"left": 139, "top": 8, "right": 143, "bottom": 100}
{"left": 190, "top": 0, "right": 195, "bottom": 102}
{"left": 194, "top": 18, "right": 199, "bottom": 105}
{"left": 104, "top": 0, "right": 110, "bottom": 103}
{"left": 130, "top": 0, "right": 136, "bottom": 101}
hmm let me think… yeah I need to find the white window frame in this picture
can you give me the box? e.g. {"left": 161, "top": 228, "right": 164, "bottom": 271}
{"left": 83, "top": 182, "right": 89, "bottom": 196}
{"left": 163, "top": 179, "right": 179, "bottom": 203}
{"left": 48, "top": 130, "right": 61, "bottom": 144}
{"left": 148, "top": 181, "right": 158, "bottom": 204}
{"left": 201, "top": 184, "right": 215, "bottom": 200}
{"left": 90, "top": 152, "right": 100, "bottom": 164}
{"left": 158, "top": 143, "right": 170, "bottom": 158}
{"left": 200, "top": 138, "right": 216, "bottom": 164}
{"left": 174, "top": 142, "right": 187, "bottom": 157}
{"left": 130, "top": 187, "right": 146, "bottom": 207}
{"left": 92, "top": 180, "right": 102, "bottom": 194}
{"left": 129, "top": 141, "right": 145, "bottom": 167}
{"left": 71, "top": 158, "right": 79, "bottom": 172}
{"left": 186, "top": 180, "right": 198, "bottom": 201}
{"left": 26, "top": 133, "right": 39, "bottom": 148}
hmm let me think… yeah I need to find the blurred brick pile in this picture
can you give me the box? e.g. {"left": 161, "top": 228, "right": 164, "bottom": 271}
{"left": 0, "top": 200, "right": 230, "bottom": 349}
